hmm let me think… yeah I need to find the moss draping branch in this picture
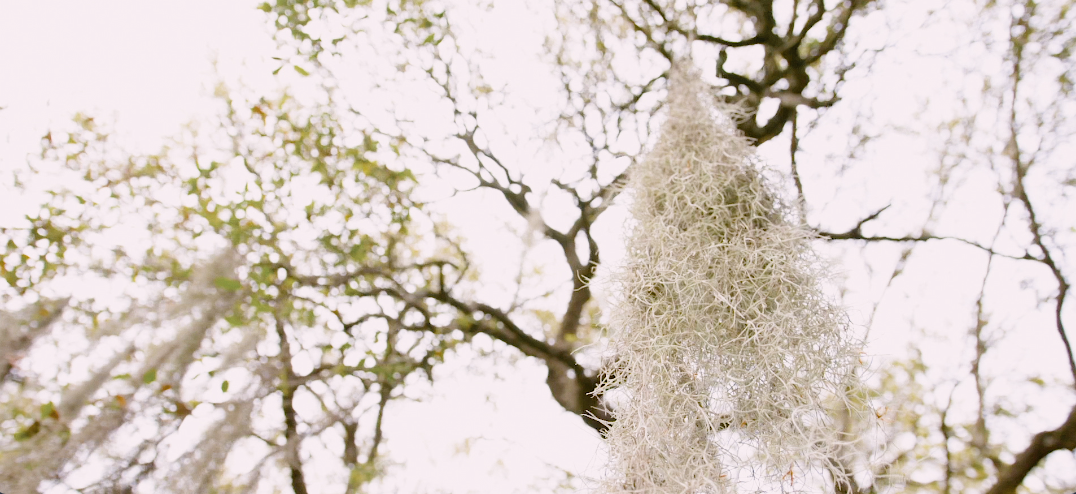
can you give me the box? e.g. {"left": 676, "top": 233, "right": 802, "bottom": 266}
{"left": 597, "top": 67, "right": 868, "bottom": 492}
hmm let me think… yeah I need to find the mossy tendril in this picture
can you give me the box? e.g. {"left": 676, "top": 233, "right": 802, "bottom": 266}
{"left": 595, "top": 66, "right": 869, "bottom": 493}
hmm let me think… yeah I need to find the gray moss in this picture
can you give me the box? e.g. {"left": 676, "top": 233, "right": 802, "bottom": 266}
{"left": 596, "top": 67, "right": 868, "bottom": 493}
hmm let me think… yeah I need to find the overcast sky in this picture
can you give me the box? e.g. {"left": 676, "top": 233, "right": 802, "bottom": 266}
{"left": 3, "top": 2, "right": 1075, "bottom": 492}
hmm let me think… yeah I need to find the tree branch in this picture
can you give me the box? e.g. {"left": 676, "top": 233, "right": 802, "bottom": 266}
{"left": 817, "top": 206, "right": 1037, "bottom": 262}
{"left": 983, "top": 404, "right": 1076, "bottom": 494}
{"left": 1005, "top": 3, "right": 1076, "bottom": 386}
{"left": 275, "top": 310, "right": 309, "bottom": 494}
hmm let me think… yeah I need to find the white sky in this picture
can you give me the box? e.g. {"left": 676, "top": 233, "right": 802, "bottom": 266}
{"left": 0, "top": 1, "right": 276, "bottom": 222}
{"left": 0, "top": 2, "right": 270, "bottom": 148}
{"left": 2, "top": 1, "right": 1075, "bottom": 492}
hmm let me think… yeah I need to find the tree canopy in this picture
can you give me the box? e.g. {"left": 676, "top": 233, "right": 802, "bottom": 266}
{"left": 2, "top": 0, "right": 1075, "bottom": 493}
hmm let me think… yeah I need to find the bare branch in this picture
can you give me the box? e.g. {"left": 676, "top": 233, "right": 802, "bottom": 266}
{"left": 984, "top": 404, "right": 1076, "bottom": 494}
{"left": 1004, "top": 3, "right": 1076, "bottom": 386}
{"left": 275, "top": 310, "right": 309, "bottom": 494}
{"left": 817, "top": 207, "right": 1038, "bottom": 263}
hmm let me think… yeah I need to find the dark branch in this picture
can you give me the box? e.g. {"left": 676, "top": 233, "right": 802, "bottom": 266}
{"left": 817, "top": 207, "right": 1037, "bottom": 263}
{"left": 275, "top": 311, "right": 309, "bottom": 494}
{"left": 984, "top": 404, "right": 1076, "bottom": 494}
{"left": 1005, "top": 5, "right": 1076, "bottom": 386}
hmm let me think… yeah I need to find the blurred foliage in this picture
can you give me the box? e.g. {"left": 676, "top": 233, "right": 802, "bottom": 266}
{"left": 0, "top": 86, "right": 468, "bottom": 492}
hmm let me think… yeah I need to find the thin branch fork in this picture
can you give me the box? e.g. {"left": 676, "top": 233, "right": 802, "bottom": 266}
{"left": 818, "top": 205, "right": 1037, "bottom": 262}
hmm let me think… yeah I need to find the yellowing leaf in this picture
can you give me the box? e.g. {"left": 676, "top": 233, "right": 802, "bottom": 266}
{"left": 41, "top": 402, "right": 58, "bottom": 420}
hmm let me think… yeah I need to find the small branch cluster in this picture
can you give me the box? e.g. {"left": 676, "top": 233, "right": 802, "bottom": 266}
{"left": 597, "top": 68, "right": 867, "bottom": 493}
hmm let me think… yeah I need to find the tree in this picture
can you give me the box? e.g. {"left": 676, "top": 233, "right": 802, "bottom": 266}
{"left": 257, "top": 0, "right": 882, "bottom": 437}
{"left": 2, "top": 0, "right": 1075, "bottom": 492}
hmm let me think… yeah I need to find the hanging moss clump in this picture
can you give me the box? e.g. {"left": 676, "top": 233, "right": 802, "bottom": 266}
{"left": 596, "top": 67, "right": 867, "bottom": 493}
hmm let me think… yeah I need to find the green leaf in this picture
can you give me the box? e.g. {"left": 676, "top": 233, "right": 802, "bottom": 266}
{"left": 221, "top": 380, "right": 230, "bottom": 392}
{"left": 14, "top": 421, "right": 41, "bottom": 441}
{"left": 294, "top": 65, "right": 310, "bottom": 76}
{"left": 214, "top": 277, "right": 242, "bottom": 291}
{"left": 142, "top": 368, "right": 157, "bottom": 384}
{"left": 40, "top": 402, "right": 57, "bottom": 420}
